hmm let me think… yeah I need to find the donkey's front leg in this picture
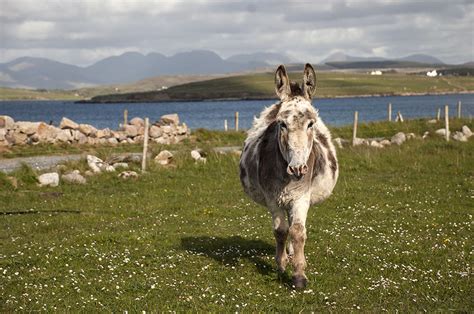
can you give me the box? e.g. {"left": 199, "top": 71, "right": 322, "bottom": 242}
{"left": 289, "top": 197, "right": 310, "bottom": 289}
{"left": 271, "top": 207, "right": 289, "bottom": 272}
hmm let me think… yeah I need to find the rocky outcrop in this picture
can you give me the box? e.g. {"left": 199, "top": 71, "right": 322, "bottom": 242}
{"left": 0, "top": 113, "right": 190, "bottom": 147}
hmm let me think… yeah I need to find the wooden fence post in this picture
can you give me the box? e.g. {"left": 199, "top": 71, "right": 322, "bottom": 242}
{"left": 142, "top": 117, "right": 149, "bottom": 172}
{"left": 235, "top": 112, "right": 239, "bottom": 131}
{"left": 388, "top": 103, "right": 392, "bottom": 122}
{"left": 457, "top": 101, "right": 462, "bottom": 119}
{"left": 444, "top": 105, "right": 449, "bottom": 142}
{"left": 224, "top": 119, "right": 228, "bottom": 131}
{"left": 123, "top": 109, "right": 128, "bottom": 126}
{"left": 436, "top": 108, "right": 441, "bottom": 121}
{"left": 352, "top": 111, "right": 358, "bottom": 146}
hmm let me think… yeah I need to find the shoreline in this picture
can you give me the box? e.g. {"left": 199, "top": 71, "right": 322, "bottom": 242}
{"left": 0, "top": 90, "right": 473, "bottom": 103}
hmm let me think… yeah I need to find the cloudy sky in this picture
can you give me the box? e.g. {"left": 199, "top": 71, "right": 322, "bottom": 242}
{"left": 1, "top": 0, "right": 473, "bottom": 66}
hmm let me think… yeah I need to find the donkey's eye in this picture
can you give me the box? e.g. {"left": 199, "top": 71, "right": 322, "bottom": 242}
{"left": 307, "top": 121, "right": 314, "bottom": 129}
{"left": 280, "top": 122, "right": 287, "bottom": 130}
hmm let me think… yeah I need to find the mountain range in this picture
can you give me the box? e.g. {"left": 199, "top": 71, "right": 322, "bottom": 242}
{"left": 0, "top": 50, "right": 453, "bottom": 90}
{"left": 320, "top": 52, "right": 445, "bottom": 65}
{"left": 0, "top": 50, "right": 290, "bottom": 90}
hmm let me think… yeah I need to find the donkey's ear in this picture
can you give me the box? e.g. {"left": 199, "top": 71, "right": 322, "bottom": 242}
{"left": 302, "top": 63, "right": 316, "bottom": 100}
{"left": 275, "top": 65, "right": 291, "bottom": 100}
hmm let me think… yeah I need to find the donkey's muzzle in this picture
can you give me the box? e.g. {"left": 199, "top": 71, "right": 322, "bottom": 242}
{"left": 287, "top": 164, "right": 308, "bottom": 180}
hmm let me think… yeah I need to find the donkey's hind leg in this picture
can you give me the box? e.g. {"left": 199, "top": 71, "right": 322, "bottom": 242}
{"left": 271, "top": 207, "right": 289, "bottom": 272}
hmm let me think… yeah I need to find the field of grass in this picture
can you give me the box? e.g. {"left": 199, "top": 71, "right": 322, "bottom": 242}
{"left": 2, "top": 72, "right": 473, "bottom": 102}
{"left": 0, "top": 87, "right": 81, "bottom": 101}
{"left": 91, "top": 72, "right": 474, "bottom": 102}
{"left": 1, "top": 120, "right": 473, "bottom": 311}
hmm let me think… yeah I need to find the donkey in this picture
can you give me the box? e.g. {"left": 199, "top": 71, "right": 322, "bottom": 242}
{"left": 239, "top": 64, "right": 339, "bottom": 289}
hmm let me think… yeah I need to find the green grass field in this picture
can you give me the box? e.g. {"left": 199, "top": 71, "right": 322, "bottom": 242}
{"left": 0, "top": 87, "right": 81, "bottom": 101}
{"left": 91, "top": 72, "right": 474, "bottom": 102}
{"left": 2, "top": 71, "right": 472, "bottom": 101}
{"left": 1, "top": 119, "right": 473, "bottom": 311}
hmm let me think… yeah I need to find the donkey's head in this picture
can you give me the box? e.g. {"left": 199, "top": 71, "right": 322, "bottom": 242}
{"left": 274, "top": 63, "right": 318, "bottom": 180}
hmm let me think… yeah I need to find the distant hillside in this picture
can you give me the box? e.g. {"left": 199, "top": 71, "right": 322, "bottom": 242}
{"left": 321, "top": 52, "right": 445, "bottom": 66}
{"left": 326, "top": 60, "right": 434, "bottom": 69}
{"left": 85, "top": 72, "right": 474, "bottom": 103}
{"left": 0, "top": 50, "right": 276, "bottom": 90}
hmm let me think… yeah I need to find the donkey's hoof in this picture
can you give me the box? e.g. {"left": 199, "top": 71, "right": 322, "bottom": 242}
{"left": 292, "top": 274, "right": 307, "bottom": 289}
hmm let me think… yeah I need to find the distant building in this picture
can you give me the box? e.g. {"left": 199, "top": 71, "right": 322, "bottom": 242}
{"left": 427, "top": 70, "right": 437, "bottom": 77}
{"left": 370, "top": 70, "right": 382, "bottom": 75}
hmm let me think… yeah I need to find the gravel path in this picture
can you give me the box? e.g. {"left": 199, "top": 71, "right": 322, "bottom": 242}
{"left": 0, "top": 146, "right": 242, "bottom": 174}
{"left": 0, "top": 154, "right": 85, "bottom": 173}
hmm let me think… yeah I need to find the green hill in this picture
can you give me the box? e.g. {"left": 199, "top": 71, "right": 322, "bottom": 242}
{"left": 89, "top": 72, "right": 474, "bottom": 103}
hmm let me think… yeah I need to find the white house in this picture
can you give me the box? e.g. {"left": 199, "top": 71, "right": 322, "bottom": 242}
{"left": 427, "top": 70, "right": 438, "bottom": 77}
{"left": 370, "top": 70, "right": 382, "bottom": 75}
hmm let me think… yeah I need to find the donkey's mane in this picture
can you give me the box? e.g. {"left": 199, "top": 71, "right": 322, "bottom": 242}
{"left": 246, "top": 102, "right": 282, "bottom": 144}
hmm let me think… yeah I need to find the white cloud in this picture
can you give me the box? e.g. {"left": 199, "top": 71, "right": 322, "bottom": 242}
{"left": 0, "top": 0, "right": 472, "bottom": 65}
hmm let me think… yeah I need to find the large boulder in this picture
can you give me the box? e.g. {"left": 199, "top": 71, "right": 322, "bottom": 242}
{"left": 61, "top": 171, "right": 87, "bottom": 185}
{"left": 87, "top": 155, "right": 115, "bottom": 173}
{"left": 78, "top": 123, "right": 97, "bottom": 136}
{"left": 37, "top": 123, "right": 60, "bottom": 143}
{"left": 56, "top": 129, "right": 73, "bottom": 143}
{"left": 38, "top": 172, "right": 59, "bottom": 187}
{"left": 124, "top": 124, "right": 138, "bottom": 137}
{"left": 59, "top": 117, "right": 79, "bottom": 130}
{"left": 159, "top": 114, "right": 179, "bottom": 125}
{"left": 435, "top": 129, "right": 447, "bottom": 136}
{"left": 391, "top": 132, "right": 406, "bottom": 145}
{"left": 11, "top": 131, "right": 28, "bottom": 145}
{"left": 15, "top": 121, "right": 41, "bottom": 135}
{"left": 462, "top": 125, "right": 472, "bottom": 138}
{"left": 96, "top": 128, "right": 112, "bottom": 139}
{"left": 452, "top": 131, "right": 468, "bottom": 142}
{"left": 149, "top": 125, "right": 163, "bottom": 138}
{"left": 0, "top": 128, "right": 6, "bottom": 141}
{"left": 130, "top": 117, "right": 144, "bottom": 127}
{"left": 0, "top": 115, "right": 14, "bottom": 129}
{"left": 154, "top": 150, "right": 173, "bottom": 165}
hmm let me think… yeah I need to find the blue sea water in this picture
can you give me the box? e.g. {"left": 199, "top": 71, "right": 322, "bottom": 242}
{"left": 0, "top": 94, "right": 473, "bottom": 130}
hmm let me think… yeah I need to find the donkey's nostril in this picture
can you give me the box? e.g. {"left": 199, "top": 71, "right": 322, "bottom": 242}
{"left": 287, "top": 166, "right": 295, "bottom": 175}
{"left": 301, "top": 164, "right": 308, "bottom": 174}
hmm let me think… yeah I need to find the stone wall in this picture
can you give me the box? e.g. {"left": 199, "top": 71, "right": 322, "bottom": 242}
{"left": 0, "top": 113, "right": 189, "bottom": 147}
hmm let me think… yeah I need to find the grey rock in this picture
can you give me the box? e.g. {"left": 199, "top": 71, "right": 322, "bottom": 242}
{"left": 59, "top": 117, "right": 79, "bottom": 130}
{"left": 113, "top": 162, "right": 128, "bottom": 169}
{"left": 61, "top": 172, "right": 87, "bottom": 184}
{"left": 149, "top": 125, "right": 162, "bottom": 138}
{"left": 435, "top": 129, "right": 447, "bottom": 136}
{"left": 462, "top": 125, "right": 472, "bottom": 138}
{"left": 452, "top": 131, "right": 468, "bottom": 142}
{"left": 391, "top": 132, "right": 406, "bottom": 145}
{"left": 159, "top": 113, "right": 179, "bottom": 125}
{"left": 154, "top": 150, "right": 173, "bottom": 165}
{"left": 124, "top": 124, "right": 138, "bottom": 137}
{"left": 15, "top": 121, "right": 41, "bottom": 135}
{"left": 96, "top": 128, "right": 112, "bottom": 138}
{"left": 38, "top": 172, "right": 59, "bottom": 187}
{"left": 370, "top": 140, "right": 384, "bottom": 148}
{"left": 118, "top": 171, "right": 138, "bottom": 179}
{"left": 78, "top": 124, "right": 97, "bottom": 136}
{"left": 56, "top": 129, "right": 72, "bottom": 143}
{"left": 0, "top": 115, "right": 15, "bottom": 129}
{"left": 130, "top": 117, "right": 144, "bottom": 127}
